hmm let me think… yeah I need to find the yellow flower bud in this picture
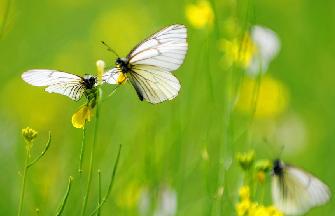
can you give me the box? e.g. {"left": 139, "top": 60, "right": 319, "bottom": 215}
{"left": 96, "top": 59, "right": 105, "bottom": 85}
{"left": 236, "top": 150, "right": 255, "bottom": 171}
{"left": 22, "top": 127, "right": 38, "bottom": 143}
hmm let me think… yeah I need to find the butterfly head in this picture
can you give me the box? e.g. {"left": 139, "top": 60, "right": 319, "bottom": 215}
{"left": 83, "top": 75, "right": 97, "bottom": 89}
{"left": 115, "top": 58, "right": 130, "bottom": 73}
{"left": 272, "top": 159, "right": 285, "bottom": 176}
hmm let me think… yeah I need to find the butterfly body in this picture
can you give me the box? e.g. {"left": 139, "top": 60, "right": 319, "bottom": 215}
{"left": 82, "top": 75, "right": 97, "bottom": 90}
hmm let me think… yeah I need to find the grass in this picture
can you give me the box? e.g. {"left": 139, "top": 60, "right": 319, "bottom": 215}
{"left": 0, "top": 0, "right": 335, "bottom": 215}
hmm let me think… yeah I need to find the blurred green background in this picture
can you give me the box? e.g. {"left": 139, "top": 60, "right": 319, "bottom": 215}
{"left": 1, "top": 0, "right": 335, "bottom": 215}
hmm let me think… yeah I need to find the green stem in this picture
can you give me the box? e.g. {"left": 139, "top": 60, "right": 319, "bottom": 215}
{"left": 78, "top": 125, "right": 87, "bottom": 174}
{"left": 0, "top": 0, "right": 11, "bottom": 40}
{"left": 88, "top": 144, "right": 121, "bottom": 216}
{"left": 97, "top": 170, "right": 102, "bottom": 216}
{"left": 81, "top": 88, "right": 102, "bottom": 216}
{"left": 56, "top": 176, "right": 73, "bottom": 216}
{"left": 27, "top": 132, "right": 51, "bottom": 168}
{"left": 18, "top": 143, "right": 31, "bottom": 216}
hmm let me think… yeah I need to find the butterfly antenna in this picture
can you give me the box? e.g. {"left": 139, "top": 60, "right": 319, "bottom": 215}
{"left": 101, "top": 41, "right": 119, "bottom": 58}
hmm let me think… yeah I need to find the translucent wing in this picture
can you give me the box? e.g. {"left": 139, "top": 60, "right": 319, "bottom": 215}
{"left": 272, "top": 165, "right": 331, "bottom": 215}
{"left": 102, "top": 68, "right": 122, "bottom": 84}
{"left": 128, "top": 24, "right": 188, "bottom": 72}
{"left": 127, "top": 65, "right": 181, "bottom": 104}
{"left": 22, "top": 69, "right": 85, "bottom": 101}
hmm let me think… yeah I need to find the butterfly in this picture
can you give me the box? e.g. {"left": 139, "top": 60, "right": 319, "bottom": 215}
{"left": 103, "top": 24, "right": 188, "bottom": 104}
{"left": 271, "top": 159, "right": 331, "bottom": 215}
{"left": 22, "top": 70, "right": 98, "bottom": 101}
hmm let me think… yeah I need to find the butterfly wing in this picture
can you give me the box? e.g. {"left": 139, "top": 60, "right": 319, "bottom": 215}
{"left": 127, "top": 65, "right": 180, "bottom": 104}
{"left": 22, "top": 69, "right": 85, "bottom": 101}
{"left": 103, "top": 68, "right": 123, "bottom": 84}
{"left": 126, "top": 24, "right": 187, "bottom": 103}
{"left": 272, "top": 165, "right": 331, "bottom": 215}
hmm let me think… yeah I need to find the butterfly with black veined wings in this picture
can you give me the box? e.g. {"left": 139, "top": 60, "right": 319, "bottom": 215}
{"left": 271, "top": 159, "right": 331, "bottom": 215}
{"left": 22, "top": 70, "right": 98, "bottom": 101}
{"left": 103, "top": 24, "right": 188, "bottom": 104}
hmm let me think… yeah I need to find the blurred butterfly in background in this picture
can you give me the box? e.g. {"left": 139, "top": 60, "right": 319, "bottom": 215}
{"left": 103, "top": 24, "right": 188, "bottom": 104}
{"left": 271, "top": 159, "right": 331, "bottom": 215}
{"left": 22, "top": 70, "right": 98, "bottom": 101}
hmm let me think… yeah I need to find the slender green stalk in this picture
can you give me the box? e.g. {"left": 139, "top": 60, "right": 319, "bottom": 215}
{"left": 56, "top": 176, "right": 74, "bottom": 216}
{"left": 0, "top": 0, "right": 11, "bottom": 40}
{"left": 97, "top": 170, "right": 102, "bottom": 216}
{"left": 18, "top": 132, "right": 51, "bottom": 216}
{"left": 78, "top": 125, "right": 87, "bottom": 174}
{"left": 88, "top": 144, "right": 122, "bottom": 216}
{"left": 27, "top": 132, "right": 51, "bottom": 168}
{"left": 18, "top": 145, "right": 30, "bottom": 216}
{"left": 81, "top": 88, "right": 102, "bottom": 216}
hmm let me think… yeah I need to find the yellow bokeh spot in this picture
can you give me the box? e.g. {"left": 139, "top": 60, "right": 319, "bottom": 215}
{"left": 220, "top": 33, "right": 256, "bottom": 68}
{"left": 185, "top": 0, "right": 214, "bottom": 29}
{"left": 116, "top": 182, "right": 142, "bottom": 208}
{"left": 235, "top": 76, "right": 289, "bottom": 118}
{"left": 71, "top": 105, "right": 93, "bottom": 129}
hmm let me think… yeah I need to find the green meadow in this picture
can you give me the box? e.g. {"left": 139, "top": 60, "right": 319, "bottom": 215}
{"left": 0, "top": 0, "right": 335, "bottom": 215}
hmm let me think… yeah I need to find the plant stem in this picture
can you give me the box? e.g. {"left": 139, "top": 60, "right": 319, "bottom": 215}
{"left": 18, "top": 143, "right": 31, "bottom": 216}
{"left": 81, "top": 88, "right": 101, "bottom": 216}
{"left": 97, "top": 170, "right": 102, "bottom": 216}
{"left": 78, "top": 126, "right": 87, "bottom": 174}
{"left": 89, "top": 144, "right": 122, "bottom": 216}
{"left": 0, "top": 0, "right": 11, "bottom": 40}
{"left": 56, "top": 176, "right": 73, "bottom": 216}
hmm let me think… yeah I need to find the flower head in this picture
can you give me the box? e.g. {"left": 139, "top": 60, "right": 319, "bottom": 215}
{"left": 186, "top": 0, "right": 214, "bottom": 29}
{"left": 236, "top": 150, "right": 255, "bottom": 171}
{"left": 248, "top": 26, "right": 281, "bottom": 76}
{"left": 22, "top": 127, "right": 38, "bottom": 143}
{"left": 220, "top": 33, "right": 256, "bottom": 69}
{"left": 236, "top": 185, "right": 283, "bottom": 216}
{"left": 235, "top": 76, "right": 289, "bottom": 118}
{"left": 71, "top": 105, "right": 93, "bottom": 128}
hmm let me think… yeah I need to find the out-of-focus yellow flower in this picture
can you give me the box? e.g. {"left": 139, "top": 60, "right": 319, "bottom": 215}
{"left": 71, "top": 105, "right": 93, "bottom": 129}
{"left": 236, "top": 150, "right": 255, "bottom": 171}
{"left": 255, "top": 159, "right": 272, "bottom": 173}
{"left": 22, "top": 127, "right": 38, "bottom": 143}
{"left": 236, "top": 185, "right": 283, "bottom": 216}
{"left": 116, "top": 182, "right": 142, "bottom": 208}
{"left": 220, "top": 33, "right": 256, "bottom": 68}
{"left": 235, "top": 76, "right": 289, "bottom": 118}
{"left": 185, "top": 0, "right": 214, "bottom": 29}
{"left": 239, "top": 185, "right": 250, "bottom": 200}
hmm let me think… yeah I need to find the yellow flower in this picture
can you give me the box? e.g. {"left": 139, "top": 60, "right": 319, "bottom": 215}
{"left": 185, "top": 0, "right": 214, "bottom": 29}
{"left": 239, "top": 185, "right": 250, "bottom": 200}
{"left": 71, "top": 105, "right": 93, "bottom": 129}
{"left": 236, "top": 185, "right": 283, "bottom": 216}
{"left": 116, "top": 182, "right": 142, "bottom": 208}
{"left": 220, "top": 33, "right": 256, "bottom": 68}
{"left": 236, "top": 199, "right": 251, "bottom": 216}
{"left": 22, "top": 127, "right": 38, "bottom": 143}
{"left": 255, "top": 159, "right": 272, "bottom": 173}
{"left": 235, "top": 76, "right": 289, "bottom": 118}
{"left": 236, "top": 150, "right": 255, "bottom": 171}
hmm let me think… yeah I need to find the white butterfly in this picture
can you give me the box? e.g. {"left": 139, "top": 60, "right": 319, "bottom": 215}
{"left": 22, "top": 70, "right": 98, "bottom": 101}
{"left": 103, "top": 24, "right": 188, "bottom": 104}
{"left": 272, "top": 159, "right": 331, "bottom": 215}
